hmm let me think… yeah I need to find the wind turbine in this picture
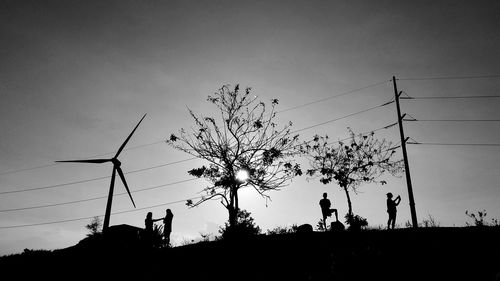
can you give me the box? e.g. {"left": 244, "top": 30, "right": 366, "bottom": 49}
{"left": 56, "top": 114, "right": 146, "bottom": 232}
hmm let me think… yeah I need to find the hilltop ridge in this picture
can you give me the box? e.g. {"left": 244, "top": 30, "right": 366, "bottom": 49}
{"left": 1, "top": 227, "right": 499, "bottom": 281}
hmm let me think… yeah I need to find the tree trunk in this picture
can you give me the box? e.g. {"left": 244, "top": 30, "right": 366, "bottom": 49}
{"left": 228, "top": 205, "right": 237, "bottom": 229}
{"left": 228, "top": 186, "right": 239, "bottom": 228}
{"left": 343, "top": 185, "right": 353, "bottom": 218}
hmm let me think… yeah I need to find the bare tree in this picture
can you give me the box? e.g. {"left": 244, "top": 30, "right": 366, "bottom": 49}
{"left": 167, "top": 84, "right": 302, "bottom": 229}
{"left": 304, "top": 129, "right": 403, "bottom": 222}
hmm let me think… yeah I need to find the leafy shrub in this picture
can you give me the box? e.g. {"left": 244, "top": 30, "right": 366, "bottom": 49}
{"left": 315, "top": 219, "right": 328, "bottom": 232}
{"left": 219, "top": 209, "right": 261, "bottom": 239}
{"left": 266, "top": 224, "right": 298, "bottom": 235}
{"left": 345, "top": 213, "right": 368, "bottom": 231}
{"left": 85, "top": 216, "right": 102, "bottom": 237}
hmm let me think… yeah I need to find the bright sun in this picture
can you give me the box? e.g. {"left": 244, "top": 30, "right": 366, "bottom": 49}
{"left": 235, "top": 169, "right": 249, "bottom": 182}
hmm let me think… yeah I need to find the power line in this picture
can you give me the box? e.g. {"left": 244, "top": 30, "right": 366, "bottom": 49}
{"left": 0, "top": 178, "right": 199, "bottom": 213}
{"left": 0, "top": 157, "right": 197, "bottom": 195}
{"left": 277, "top": 80, "right": 389, "bottom": 114}
{"left": 1, "top": 101, "right": 394, "bottom": 195}
{"left": 0, "top": 80, "right": 390, "bottom": 176}
{"left": 408, "top": 142, "right": 500, "bottom": 147}
{"left": 291, "top": 100, "right": 394, "bottom": 134}
{"left": 402, "top": 95, "right": 500, "bottom": 100}
{"left": 0, "top": 123, "right": 399, "bottom": 227}
{"left": 399, "top": 74, "right": 500, "bottom": 81}
{"left": 0, "top": 196, "right": 203, "bottom": 229}
{"left": 405, "top": 119, "right": 500, "bottom": 122}
{"left": 0, "top": 140, "right": 165, "bottom": 176}
{"left": 3, "top": 75, "right": 498, "bottom": 176}
{"left": 0, "top": 163, "right": 59, "bottom": 176}
{"left": 0, "top": 122, "right": 398, "bottom": 213}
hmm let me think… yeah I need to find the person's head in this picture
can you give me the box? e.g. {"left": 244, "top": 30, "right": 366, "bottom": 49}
{"left": 386, "top": 192, "right": 393, "bottom": 199}
{"left": 323, "top": 192, "right": 327, "bottom": 199}
{"left": 147, "top": 212, "right": 152, "bottom": 219}
{"left": 166, "top": 209, "right": 172, "bottom": 215}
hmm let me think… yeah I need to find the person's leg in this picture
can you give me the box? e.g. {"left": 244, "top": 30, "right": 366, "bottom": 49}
{"left": 331, "top": 209, "right": 338, "bottom": 221}
{"left": 165, "top": 232, "right": 171, "bottom": 247}
{"left": 389, "top": 212, "right": 396, "bottom": 229}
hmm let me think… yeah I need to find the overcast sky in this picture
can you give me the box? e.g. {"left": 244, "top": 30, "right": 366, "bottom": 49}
{"left": 1, "top": 0, "right": 499, "bottom": 255}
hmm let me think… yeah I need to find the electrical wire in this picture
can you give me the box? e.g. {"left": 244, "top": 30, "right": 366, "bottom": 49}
{"left": 277, "top": 80, "right": 389, "bottom": 114}
{"left": 407, "top": 119, "right": 500, "bottom": 122}
{"left": 1, "top": 100, "right": 394, "bottom": 195}
{"left": 0, "top": 121, "right": 400, "bottom": 228}
{"left": 0, "top": 121, "right": 398, "bottom": 214}
{"left": 408, "top": 142, "right": 500, "bottom": 147}
{"left": 0, "top": 140, "right": 165, "bottom": 176}
{"left": 398, "top": 74, "right": 500, "bottom": 81}
{"left": 0, "top": 80, "right": 390, "bottom": 176}
{"left": 402, "top": 95, "right": 500, "bottom": 100}
{"left": 3, "top": 75, "right": 498, "bottom": 176}
{"left": 0, "top": 178, "right": 199, "bottom": 213}
{"left": 0, "top": 196, "right": 204, "bottom": 229}
{"left": 0, "top": 157, "right": 197, "bottom": 195}
{"left": 291, "top": 101, "right": 394, "bottom": 134}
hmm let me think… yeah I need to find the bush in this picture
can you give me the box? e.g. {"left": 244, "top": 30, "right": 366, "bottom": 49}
{"left": 219, "top": 209, "right": 261, "bottom": 239}
{"left": 266, "top": 225, "right": 298, "bottom": 235}
{"left": 85, "top": 216, "right": 102, "bottom": 237}
{"left": 345, "top": 213, "right": 368, "bottom": 231}
{"left": 315, "top": 219, "right": 328, "bottom": 232}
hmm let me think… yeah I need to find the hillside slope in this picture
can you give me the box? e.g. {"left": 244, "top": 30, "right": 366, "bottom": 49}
{"left": 1, "top": 227, "right": 499, "bottom": 280}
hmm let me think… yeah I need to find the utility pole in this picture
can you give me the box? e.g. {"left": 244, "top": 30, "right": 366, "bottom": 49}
{"left": 393, "top": 76, "right": 418, "bottom": 228}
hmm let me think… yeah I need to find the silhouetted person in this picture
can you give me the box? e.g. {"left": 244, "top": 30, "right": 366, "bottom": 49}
{"left": 144, "top": 212, "right": 161, "bottom": 246}
{"left": 162, "top": 209, "right": 174, "bottom": 247}
{"left": 320, "top": 192, "right": 338, "bottom": 229}
{"left": 386, "top": 192, "right": 401, "bottom": 229}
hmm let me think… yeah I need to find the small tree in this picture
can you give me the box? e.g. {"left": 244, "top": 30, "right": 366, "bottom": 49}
{"left": 85, "top": 216, "right": 102, "bottom": 237}
{"left": 167, "top": 84, "right": 302, "bottom": 230}
{"left": 304, "top": 129, "right": 403, "bottom": 226}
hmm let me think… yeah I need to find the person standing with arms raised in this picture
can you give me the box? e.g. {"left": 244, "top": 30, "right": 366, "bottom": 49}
{"left": 386, "top": 192, "right": 401, "bottom": 229}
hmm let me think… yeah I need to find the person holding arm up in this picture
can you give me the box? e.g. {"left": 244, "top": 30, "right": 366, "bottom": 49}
{"left": 386, "top": 192, "right": 401, "bottom": 230}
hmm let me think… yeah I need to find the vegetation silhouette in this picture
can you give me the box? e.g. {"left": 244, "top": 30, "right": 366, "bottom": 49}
{"left": 466, "top": 209, "right": 500, "bottom": 227}
{"left": 386, "top": 192, "right": 401, "bottom": 229}
{"left": 167, "top": 84, "right": 302, "bottom": 233}
{"left": 85, "top": 216, "right": 102, "bottom": 237}
{"left": 218, "top": 209, "right": 261, "bottom": 240}
{"left": 2, "top": 226, "right": 500, "bottom": 281}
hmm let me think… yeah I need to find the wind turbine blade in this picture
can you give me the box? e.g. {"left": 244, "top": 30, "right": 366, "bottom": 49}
{"left": 55, "top": 159, "right": 111, "bottom": 164}
{"left": 114, "top": 114, "right": 147, "bottom": 159}
{"left": 116, "top": 167, "right": 136, "bottom": 208}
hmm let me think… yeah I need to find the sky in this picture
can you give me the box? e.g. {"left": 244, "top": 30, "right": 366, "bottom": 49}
{"left": 1, "top": 0, "right": 499, "bottom": 255}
